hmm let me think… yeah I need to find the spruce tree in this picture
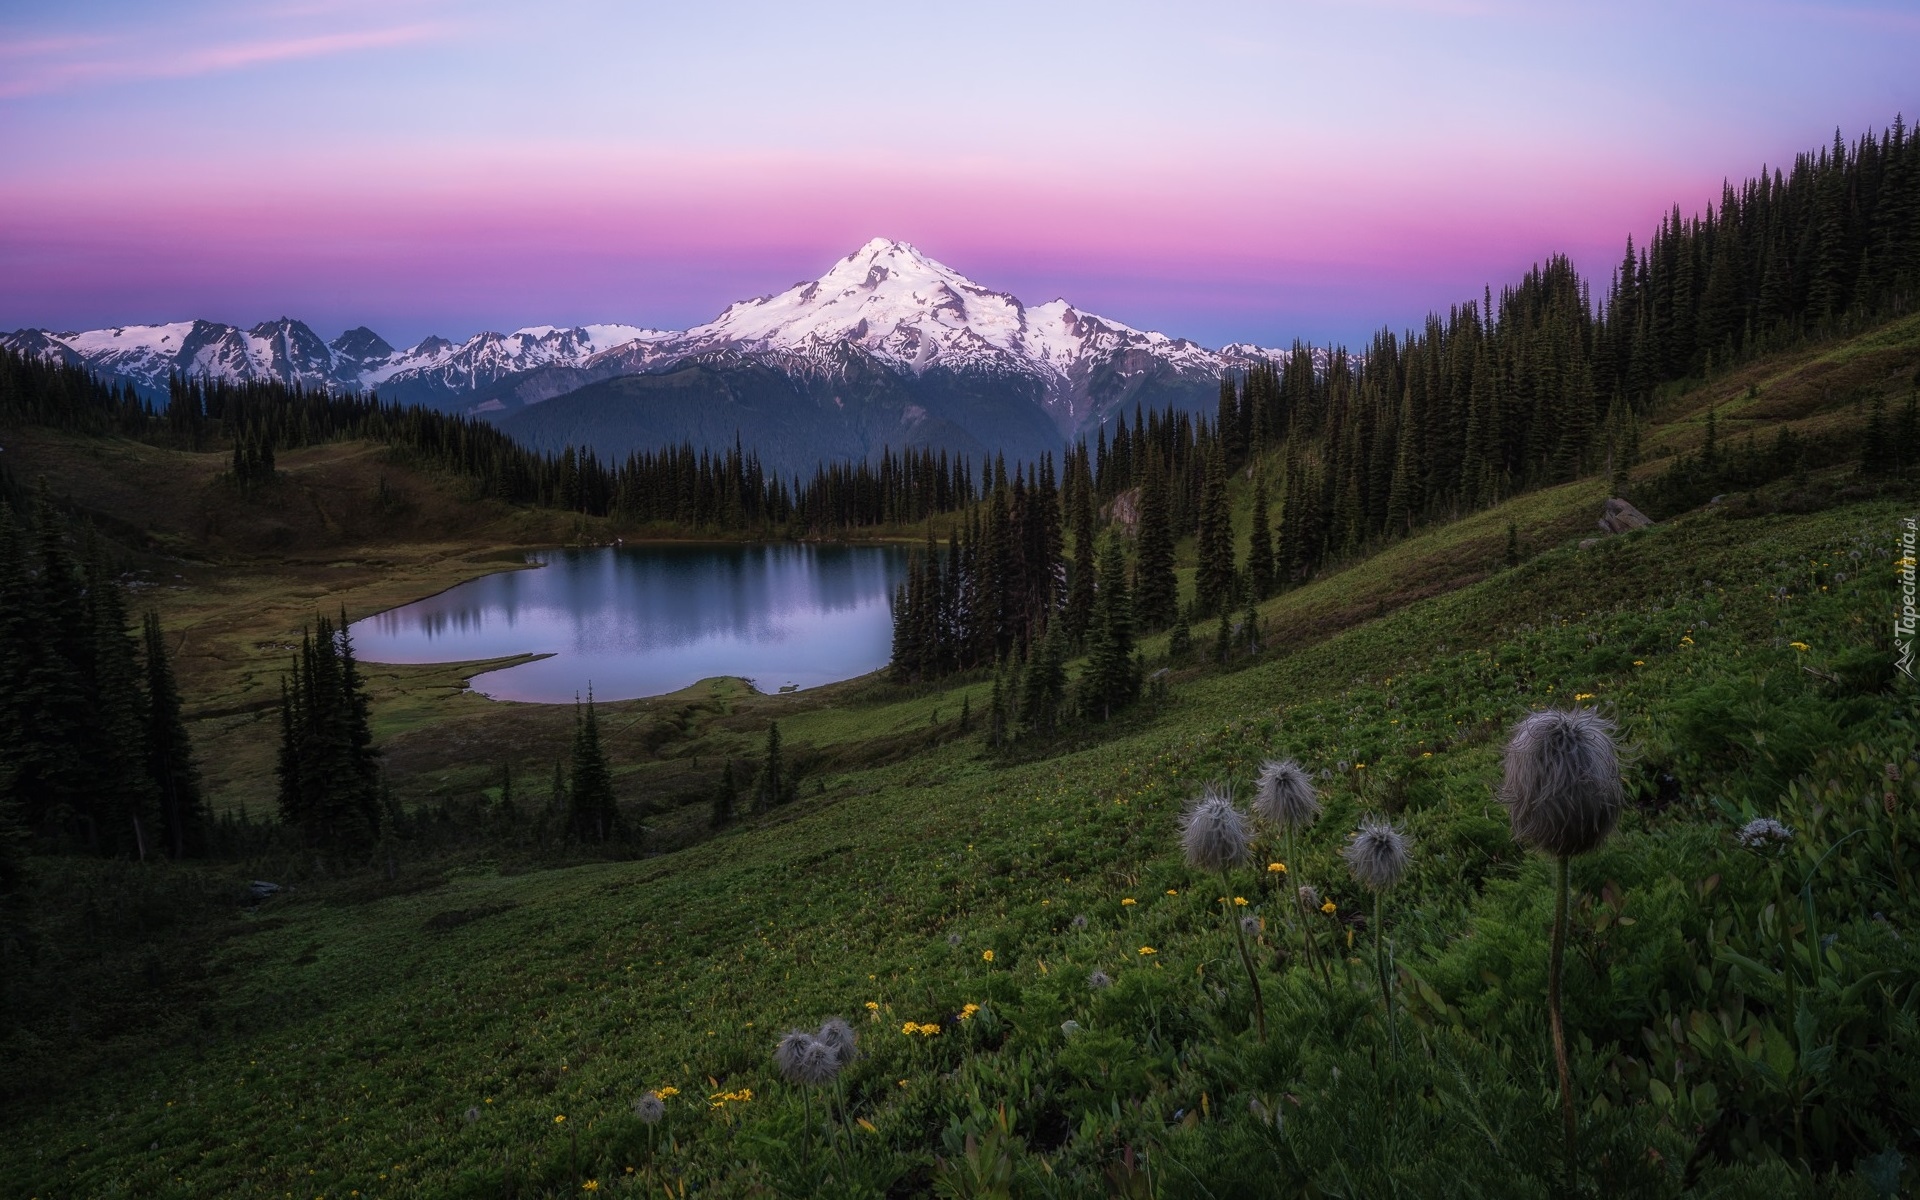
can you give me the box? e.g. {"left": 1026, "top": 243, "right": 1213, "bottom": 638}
{"left": 275, "top": 615, "right": 380, "bottom": 849}
{"left": 1194, "top": 445, "right": 1235, "bottom": 615}
{"left": 1063, "top": 458, "right": 1097, "bottom": 646}
{"left": 568, "top": 691, "right": 617, "bottom": 842}
{"left": 142, "top": 611, "right": 204, "bottom": 858}
{"left": 1246, "top": 474, "right": 1275, "bottom": 600}
{"left": 1133, "top": 452, "right": 1178, "bottom": 631}
{"left": 1019, "top": 622, "right": 1067, "bottom": 735}
{"left": 1082, "top": 532, "right": 1138, "bottom": 721}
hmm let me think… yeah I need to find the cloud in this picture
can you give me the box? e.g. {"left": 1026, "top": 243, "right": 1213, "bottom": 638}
{"left": 0, "top": 22, "right": 447, "bottom": 99}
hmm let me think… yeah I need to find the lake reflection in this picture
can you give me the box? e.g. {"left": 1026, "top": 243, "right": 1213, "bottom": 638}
{"left": 349, "top": 543, "right": 910, "bottom": 702}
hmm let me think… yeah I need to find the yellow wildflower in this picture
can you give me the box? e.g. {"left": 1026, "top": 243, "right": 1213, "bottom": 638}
{"left": 1121, "top": 898, "right": 1137, "bottom": 906}
{"left": 1575, "top": 693, "right": 1594, "bottom": 701}
{"left": 1166, "top": 888, "right": 1179, "bottom": 895}
{"left": 959, "top": 1003, "right": 980, "bottom": 1021}
{"left": 1680, "top": 636, "right": 1694, "bottom": 645}
{"left": 1268, "top": 862, "right": 1286, "bottom": 873}
{"left": 1233, "top": 896, "right": 1249, "bottom": 906}
{"left": 553, "top": 1115, "right": 566, "bottom": 1124}
{"left": 1633, "top": 660, "right": 1645, "bottom": 666}
{"left": 982, "top": 949, "right": 994, "bottom": 963}
{"left": 901, "top": 1021, "right": 917, "bottom": 1035}
{"left": 1139, "top": 946, "right": 1157, "bottom": 956}
{"left": 1321, "top": 900, "right": 1337, "bottom": 915}
{"left": 865, "top": 1001, "right": 879, "bottom": 1011}
{"left": 582, "top": 1182, "right": 600, "bottom": 1193}
{"left": 1421, "top": 752, "right": 1432, "bottom": 758}
{"left": 1789, "top": 642, "right": 1810, "bottom": 652}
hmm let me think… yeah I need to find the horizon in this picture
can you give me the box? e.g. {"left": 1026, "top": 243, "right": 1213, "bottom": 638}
{"left": 2, "top": 1, "right": 1917, "bottom": 349}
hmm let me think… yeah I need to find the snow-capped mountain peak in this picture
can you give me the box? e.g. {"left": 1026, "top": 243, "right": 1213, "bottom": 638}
{"left": 2, "top": 238, "right": 1299, "bottom": 433}
{"left": 685, "top": 238, "right": 1028, "bottom": 371}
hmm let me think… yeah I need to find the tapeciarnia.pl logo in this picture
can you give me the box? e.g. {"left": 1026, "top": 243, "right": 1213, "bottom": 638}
{"left": 1898, "top": 515, "right": 1916, "bottom": 680}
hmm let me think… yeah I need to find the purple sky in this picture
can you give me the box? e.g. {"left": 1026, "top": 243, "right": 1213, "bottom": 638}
{"left": 2, "top": 0, "right": 1916, "bottom": 349}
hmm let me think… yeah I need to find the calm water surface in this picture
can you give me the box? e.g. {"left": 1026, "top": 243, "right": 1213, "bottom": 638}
{"left": 349, "top": 544, "right": 910, "bottom": 702}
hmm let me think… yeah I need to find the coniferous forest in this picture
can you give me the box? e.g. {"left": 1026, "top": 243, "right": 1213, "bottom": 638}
{"left": 888, "top": 119, "right": 1920, "bottom": 731}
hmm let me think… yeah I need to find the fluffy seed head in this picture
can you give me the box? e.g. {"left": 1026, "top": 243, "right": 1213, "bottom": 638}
{"left": 1297, "top": 884, "right": 1321, "bottom": 912}
{"left": 1239, "top": 915, "right": 1260, "bottom": 935}
{"left": 775, "top": 1031, "right": 842, "bottom": 1086}
{"left": 1499, "top": 708, "right": 1624, "bottom": 858}
{"left": 1087, "top": 969, "right": 1113, "bottom": 990}
{"left": 1253, "top": 758, "right": 1321, "bottom": 830}
{"left": 1182, "top": 786, "right": 1251, "bottom": 872}
{"left": 1071, "top": 914, "right": 1089, "bottom": 930}
{"left": 1343, "top": 817, "right": 1412, "bottom": 892}
{"left": 1737, "top": 817, "right": 1794, "bottom": 849}
{"left": 634, "top": 1092, "right": 665, "bottom": 1125}
{"left": 816, "top": 1017, "right": 858, "bottom": 1067}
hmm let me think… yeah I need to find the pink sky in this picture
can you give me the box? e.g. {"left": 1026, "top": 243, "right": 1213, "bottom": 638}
{"left": 3, "top": 1, "right": 1915, "bottom": 346}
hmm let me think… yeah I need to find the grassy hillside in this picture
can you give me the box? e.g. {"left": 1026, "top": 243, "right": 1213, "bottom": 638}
{"left": 2, "top": 318, "right": 1917, "bottom": 1197}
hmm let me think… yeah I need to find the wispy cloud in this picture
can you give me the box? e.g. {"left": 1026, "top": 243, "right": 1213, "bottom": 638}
{"left": 0, "top": 22, "right": 447, "bottom": 99}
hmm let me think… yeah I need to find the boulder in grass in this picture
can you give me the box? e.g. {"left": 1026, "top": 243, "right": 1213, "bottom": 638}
{"left": 1597, "top": 498, "right": 1653, "bottom": 535}
{"left": 246, "top": 880, "right": 283, "bottom": 903}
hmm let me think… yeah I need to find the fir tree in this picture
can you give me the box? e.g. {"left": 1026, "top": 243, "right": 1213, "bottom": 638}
{"left": 1082, "top": 532, "right": 1138, "bottom": 721}
{"left": 142, "top": 611, "right": 204, "bottom": 858}
{"left": 1019, "top": 622, "right": 1067, "bottom": 735}
{"left": 1132, "top": 452, "right": 1178, "bottom": 631}
{"left": 1063, "top": 456, "right": 1097, "bottom": 646}
{"left": 275, "top": 614, "right": 380, "bottom": 849}
{"left": 1194, "top": 445, "right": 1235, "bottom": 615}
{"left": 1246, "top": 474, "right": 1275, "bottom": 600}
{"left": 568, "top": 690, "right": 617, "bottom": 842}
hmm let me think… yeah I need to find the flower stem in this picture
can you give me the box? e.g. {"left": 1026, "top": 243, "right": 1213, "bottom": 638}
{"left": 1550, "top": 854, "right": 1576, "bottom": 1192}
{"left": 1373, "top": 890, "right": 1396, "bottom": 1052}
{"left": 1225, "top": 868, "right": 1267, "bottom": 1041}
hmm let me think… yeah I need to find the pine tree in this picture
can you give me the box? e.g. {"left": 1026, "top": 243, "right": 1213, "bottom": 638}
{"left": 1082, "top": 532, "right": 1138, "bottom": 721}
{"left": 1019, "top": 622, "right": 1067, "bottom": 735}
{"left": 275, "top": 614, "right": 380, "bottom": 849}
{"left": 1133, "top": 452, "right": 1178, "bottom": 631}
{"left": 1194, "top": 445, "right": 1235, "bottom": 615}
{"left": 1213, "top": 606, "right": 1233, "bottom": 665}
{"left": 1246, "top": 474, "right": 1275, "bottom": 600}
{"left": 142, "top": 611, "right": 204, "bottom": 858}
{"left": 568, "top": 690, "right": 617, "bottom": 842}
{"left": 1063, "top": 456, "right": 1097, "bottom": 646}
{"left": 1167, "top": 615, "right": 1193, "bottom": 662}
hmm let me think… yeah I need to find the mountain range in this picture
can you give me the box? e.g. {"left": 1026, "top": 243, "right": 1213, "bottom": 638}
{"left": 5, "top": 239, "right": 1294, "bottom": 471}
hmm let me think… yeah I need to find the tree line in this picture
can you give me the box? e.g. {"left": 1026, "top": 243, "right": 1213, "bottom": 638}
{"left": 0, "top": 355, "right": 983, "bottom": 536}
{"left": 0, "top": 494, "right": 206, "bottom": 869}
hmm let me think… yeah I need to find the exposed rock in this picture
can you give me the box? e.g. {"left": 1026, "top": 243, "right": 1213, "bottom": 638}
{"left": 1102, "top": 487, "right": 1142, "bottom": 535}
{"left": 1597, "top": 498, "right": 1653, "bottom": 535}
{"left": 245, "top": 880, "right": 283, "bottom": 903}
{"left": 1578, "top": 537, "right": 1602, "bottom": 551}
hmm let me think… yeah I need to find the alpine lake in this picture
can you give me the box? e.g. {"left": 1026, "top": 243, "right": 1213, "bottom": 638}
{"left": 348, "top": 543, "right": 911, "bottom": 702}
